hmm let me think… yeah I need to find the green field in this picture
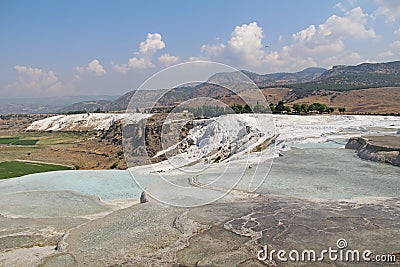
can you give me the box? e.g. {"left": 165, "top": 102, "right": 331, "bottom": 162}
{"left": 0, "top": 137, "right": 38, "bottom": 145}
{"left": 0, "top": 161, "right": 72, "bottom": 179}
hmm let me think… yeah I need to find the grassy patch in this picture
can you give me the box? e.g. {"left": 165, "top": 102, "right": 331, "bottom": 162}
{"left": 0, "top": 161, "right": 72, "bottom": 179}
{"left": 0, "top": 137, "right": 38, "bottom": 145}
{"left": 0, "top": 137, "right": 19, "bottom": 144}
{"left": 12, "top": 139, "right": 38, "bottom": 145}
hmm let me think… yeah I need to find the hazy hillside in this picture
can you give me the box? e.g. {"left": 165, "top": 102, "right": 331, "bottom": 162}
{"left": 0, "top": 95, "right": 117, "bottom": 114}
{"left": 105, "top": 91, "right": 136, "bottom": 111}
{"left": 288, "top": 61, "right": 400, "bottom": 97}
{"left": 319, "top": 61, "right": 400, "bottom": 78}
{"left": 207, "top": 67, "right": 326, "bottom": 88}
{"left": 243, "top": 67, "right": 326, "bottom": 87}
{"left": 47, "top": 60, "right": 400, "bottom": 114}
{"left": 58, "top": 100, "right": 111, "bottom": 113}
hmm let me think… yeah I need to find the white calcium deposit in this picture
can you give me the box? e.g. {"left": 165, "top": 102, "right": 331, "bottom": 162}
{"left": 26, "top": 113, "right": 150, "bottom": 131}
{"left": 27, "top": 113, "right": 400, "bottom": 168}
{"left": 138, "top": 114, "right": 400, "bottom": 173}
{"left": 273, "top": 114, "right": 400, "bottom": 151}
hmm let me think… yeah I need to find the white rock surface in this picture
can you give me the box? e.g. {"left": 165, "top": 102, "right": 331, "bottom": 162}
{"left": 26, "top": 113, "right": 150, "bottom": 131}
{"left": 136, "top": 114, "right": 400, "bottom": 174}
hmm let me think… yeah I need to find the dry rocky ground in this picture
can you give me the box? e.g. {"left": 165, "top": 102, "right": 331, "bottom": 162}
{"left": 283, "top": 87, "right": 400, "bottom": 114}
{"left": 0, "top": 115, "right": 126, "bottom": 170}
{"left": 1, "top": 194, "right": 399, "bottom": 266}
{"left": 1, "top": 112, "right": 399, "bottom": 266}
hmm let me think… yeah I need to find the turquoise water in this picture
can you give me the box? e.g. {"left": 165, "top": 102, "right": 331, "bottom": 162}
{"left": 291, "top": 139, "right": 348, "bottom": 149}
{"left": 197, "top": 148, "right": 400, "bottom": 200}
{"left": 264, "top": 148, "right": 400, "bottom": 199}
{"left": 0, "top": 170, "right": 156, "bottom": 200}
{"left": 0, "top": 147, "right": 398, "bottom": 202}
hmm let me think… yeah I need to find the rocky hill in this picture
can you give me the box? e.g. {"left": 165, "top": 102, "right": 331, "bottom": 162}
{"left": 319, "top": 61, "right": 400, "bottom": 78}
{"left": 58, "top": 100, "right": 111, "bottom": 113}
{"left": 243, "top": 67, "right": 326, "bottom": 87}
{"left": 56, "top": 60, "right": 400, "bottom": 114}
{"left": 288, "top": 61, "right": 400, "bottom": 97}
{"left": 105, "top": 91, "right": 136, "bottom": 111}
{"left": 206, "top": 67, "right": 326, "bottom": 88}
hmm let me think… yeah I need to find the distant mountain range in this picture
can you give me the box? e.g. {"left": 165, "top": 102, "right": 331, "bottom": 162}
{"left": 287, "top": 61, "right": 400, "bottom": 97}
{"left": 242, "top": 67, "right": 327, "bottom": 87}
{"left": 140, "top": 61, "right": 399, "bottom": 111}
{"left": 1, "top": 61, "right": 399, "bottom": 114}
{"left": 0, "top": 95, "right": 118, "bottom": 114}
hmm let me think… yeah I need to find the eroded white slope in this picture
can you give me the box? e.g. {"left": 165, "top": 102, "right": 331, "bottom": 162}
{"left": 273, "top": 114, "right": 400, "bottom": 151}
{"left": 154, "top": 114, "right": 275, "bottom": 169}
{"left": 27, "top": 113, "right": 150, "bottom": 131}
{"left": 134, "top": 114, "right": 400, "bottom": 174}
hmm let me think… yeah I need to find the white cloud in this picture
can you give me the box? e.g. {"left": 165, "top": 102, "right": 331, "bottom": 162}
{"left": 14, "top": 65, "right": 45, "bottom": 79}
{"left": 279, "top": 7, "right": 374, "bottom": 68}
{"left": 373, "top": 33, "right": 399, "bottom": 60}
{"left": 114, "top": 33, "right": 166, "bottom": 73}
{"left": 128, "top": 57, "right": 154, "bottom": 69}
{"left": 158, "top": 53, "right": 180, "bottom": 66}
{"left": 334, "top": 2, "right": 348, "bottom": 13}
{"left": 73, "top": 74, "right": 81, "bottom": 81}
{"left": 378, "top": 50, "right": 394, "bottom": 58}
{"left": 112, "top": 63, "right": 129, "bottom": 74}
{"left": 318, "top": 7, "right": 376, "bottom": 40}
{"left": 14, "top": 65, "right": 59, "bottom": 86}
{"left": 389, "top": 34, "right": 400, "bottom": 55}
{"left": 196, "top": 8, "right": 374, "bottom": 72}
{"left": 75, "top": 59, "right": 106, "bottom": 76}
{"left": 200, "top": 43, "right": 226, "bottom": 58}
{"left": 87, "top": 59, "right": 106, "bottom": 76}
{"left": 374, "top": 0, "right": 400, "bottom": 22}
{"left": 288, "top": 7, "right": 374, "bottom": 57}
{"left": 228, "top": 22, "right": 267, "bottom": 67}
{"left": 112, "top": 11, "right": 375, "bottom": 74}
{"left": 139, "top": 33, "right": 165, "bottom": 55}
{"left": 348, "top": 0, "right": 357, "bottom": 6}
{"left": 290, "top": 24, "right": 346, "bottom": 55}
{"left": 322, "top": 52, "right": 362, "bottom": 67}
{"left": 187, "top": 56, "right": 202, "bottom": 62}
{"left": 390, "top": 40, "right": 400, "bottom": 49}
{"left": 6, "top": 65, "right": 62, "bottom": 96}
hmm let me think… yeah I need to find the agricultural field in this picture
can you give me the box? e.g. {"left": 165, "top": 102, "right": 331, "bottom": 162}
{"left": 0, "top": 160, "right": 72, "bottom": 179}
{"left": 0, "top": 130, "right": 126, "bottom": 174}
{"left": 0, "top": 136, "right": 38, "bottom": 145}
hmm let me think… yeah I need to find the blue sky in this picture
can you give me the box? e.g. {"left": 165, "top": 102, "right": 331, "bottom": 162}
{"left": 0, "top": 0, "right": 399, "bottom": 98}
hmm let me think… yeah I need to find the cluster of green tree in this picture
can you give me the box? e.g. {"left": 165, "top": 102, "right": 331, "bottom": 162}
{"left": 93, "top": 108, "right": 105, "bottom": 113}
{"left": 172, "top": 105, "right": 234, "bottom": 118}
{"left": 64, "top": 108, "right": 105, "bottom": 115}
{"left": 65, "top": 110, "right": 88, "bottom": 115}
{"left": 173, "top": 103, "right": 271, "bottom": 117}
{"left": 233, "top": 101, "right": 340, "bottom": 114}
{"left": 269, "top": 101, "right": 291, "bottom": 113}
{"left": 231, "top": 104, "right": 254, "bottom": 114}
{"left": 172, "top": 101, "right": 344, "bottom": 117}
{"left": 292, "top": 102, "right": 335, "bottom": 114}
{"left": 0, "top": 115, "right": 12, "bottom": 120}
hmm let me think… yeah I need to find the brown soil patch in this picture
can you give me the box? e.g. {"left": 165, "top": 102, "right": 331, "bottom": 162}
{"left": 290, "top": 87, "right": 400, "bottom": 113}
